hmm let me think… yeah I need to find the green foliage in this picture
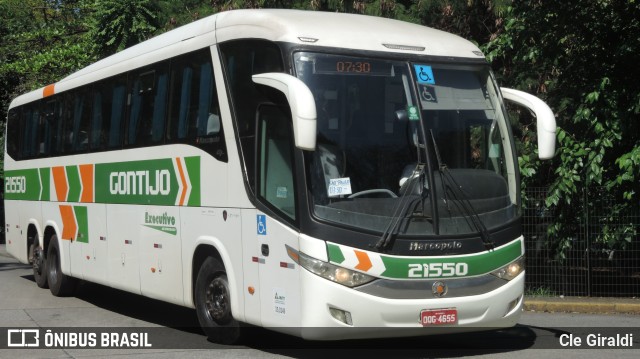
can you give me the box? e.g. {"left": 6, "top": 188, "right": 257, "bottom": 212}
{"left": 90, "top": 0, "right": 161, "bottom": 57}
{"left": 485, "top": 1, "right": 640, "bottom": 259}
{"left": 1, "top": 0, "right": 637, "bottom": 264}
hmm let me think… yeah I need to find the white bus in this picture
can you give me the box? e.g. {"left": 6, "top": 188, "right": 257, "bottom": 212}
{"left": 3, "top": 9, "right": 556, "bottom": 343}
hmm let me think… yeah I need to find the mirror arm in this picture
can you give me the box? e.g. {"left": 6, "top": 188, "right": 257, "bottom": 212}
{"left": 252, "top": 73, "right": 317, "bottom": 151}
{"left": 501, "top": 87, "right": 557, "bottom": 160}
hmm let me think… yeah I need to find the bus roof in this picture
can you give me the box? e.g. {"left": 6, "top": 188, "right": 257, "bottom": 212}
{"left": 9, "top": 9, "right": 484, "bottom": 109}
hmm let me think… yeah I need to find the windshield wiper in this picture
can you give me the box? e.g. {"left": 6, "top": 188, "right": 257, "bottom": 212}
{"left": 428, "top": 130, "right": 494, "bottom": 250}
{"left": 373, "top": 163, "right": 426, "bottom": 252}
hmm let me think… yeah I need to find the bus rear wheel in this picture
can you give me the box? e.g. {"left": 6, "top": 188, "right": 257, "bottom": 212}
{"left": 29, "top": 243, "right": 48, "bottom": 289}
{"left": 195, "top": 257, "right": 241, "bottom": 344}
{"left": 46, "top": 235, "right": 77, "bottom": 297}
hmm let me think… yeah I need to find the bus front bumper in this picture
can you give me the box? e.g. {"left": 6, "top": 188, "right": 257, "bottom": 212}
{"left": 298, "top": 269, "right": 524, "bottom": 340}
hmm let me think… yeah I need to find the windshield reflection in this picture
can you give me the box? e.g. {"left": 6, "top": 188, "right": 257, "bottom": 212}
{"left": 294, "top": 52, "right": 517, "bottom": 237}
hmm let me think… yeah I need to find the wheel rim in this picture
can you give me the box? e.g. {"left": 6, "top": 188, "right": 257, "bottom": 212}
{"left": 204, "top": 276, "right": 230, "bottom": 324}
{"left": 31, "top": 246, "right": 45, "bottom": 275}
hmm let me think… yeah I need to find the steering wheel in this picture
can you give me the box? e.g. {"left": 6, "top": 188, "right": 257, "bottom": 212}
{"left": 348, "top": 189, "right": 398, "bottom": 198}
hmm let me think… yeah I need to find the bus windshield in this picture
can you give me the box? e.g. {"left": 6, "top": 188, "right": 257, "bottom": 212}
{"left": 294, "top": 52, "right": 518, "bottom": 237}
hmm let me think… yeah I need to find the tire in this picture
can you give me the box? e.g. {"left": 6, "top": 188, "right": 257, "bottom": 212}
{"left": 195, "top": 257, "right": 242, "bottom": 344}
{"left": 46, "top": 235, "right": 77, "bottom": 296}
{"left": 29, "top": 242, "right": 48, "bottom": 289}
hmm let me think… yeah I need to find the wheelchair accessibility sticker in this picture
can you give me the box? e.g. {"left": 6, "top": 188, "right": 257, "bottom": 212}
{"left": 419, "top": 85, "right": 438, "bottom": 103}
{"left": 414, "top": 64, "right": 435, "bottom": 85}
{"left": 257, "top": 214, "right": 267, "bottom": 235}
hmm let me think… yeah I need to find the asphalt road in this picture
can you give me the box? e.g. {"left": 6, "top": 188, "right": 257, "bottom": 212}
{"left": 1, "top": 243, "right": 639, "bottom": 358}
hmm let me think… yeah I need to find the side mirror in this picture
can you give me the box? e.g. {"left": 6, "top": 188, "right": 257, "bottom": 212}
{"left": 501, "top": 87, "right": 557, "bottom": 160}
{"left": 252, "top": 73, "right": 317, "bottom": 151}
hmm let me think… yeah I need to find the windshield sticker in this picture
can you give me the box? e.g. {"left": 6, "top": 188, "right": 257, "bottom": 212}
{"left": 414, "top": 64, "right": 435, "bottom": 84}
{"left": 276, "top": 186, "right": 288, "bottom": 198}
{"left": 419, "top": 85, "right": 438, "bottom": 103}
{"left": 407, "top": 105, "right": 420, "bottom": 121}
{"left": 328, "top": 177, "right": 352, "bottom": 197}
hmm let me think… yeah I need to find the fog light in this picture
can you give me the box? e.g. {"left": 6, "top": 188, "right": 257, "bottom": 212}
{"left": 329, "top": 307, "right": 353, "bottom": 326}
{"left": 504, "top": 295, "right": 522, "bottom": 316}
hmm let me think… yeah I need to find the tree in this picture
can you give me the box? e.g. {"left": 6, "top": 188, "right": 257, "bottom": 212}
{"left": 484, "top": 1, "right": 640, "bottom": 257}
{"left": 90, "top": 0, "right": 160, "bottom": 57}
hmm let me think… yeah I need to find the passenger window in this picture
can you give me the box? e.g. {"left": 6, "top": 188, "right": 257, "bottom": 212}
{"left": 39, "top": 100, "right": 56, "bottom": 156}
{"left": 46, "top": 99, "right": 64, "bottom": 156}
{"left": 7, "top": 108, "right": 21, "bottom": 160}
{"left": 128, "top": 63, "right": 169, "bottom": 147}
{"left": 70, "top": 91, "right": 91, "bottom": 153}
{"left": 22, "top": 106, "right": 39, "bottom": 158}
{"left": 167, "top": 49, "right": 227, "bottom": 161}
{"left": 257, "top": 104, "right": 296, "bottom": 221}
{"left": 220, "top": 40, "right": 285, "bottom": 190}
{"left": 91, "top": 76, "right": 127, "bottom": 150}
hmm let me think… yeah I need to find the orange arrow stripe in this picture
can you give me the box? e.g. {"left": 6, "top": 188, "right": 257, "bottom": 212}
{"left": 52, "top": 166, "right": 68, "bottom": 202}
{"left": 59, "top": 205, "right": 77, "bottom": 241}
{"left": 175, "top": 157, "right": 188, "bottom": 206}
{"left": 79, "top": 164, "right": 94, "bottom": 203}
{"left": 354, "top": 250, "right": 373, "bottom": 272}
{"left": 43, "top": 84, "right": 55, "bottom": 98}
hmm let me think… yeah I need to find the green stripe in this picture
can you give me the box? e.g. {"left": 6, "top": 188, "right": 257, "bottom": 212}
{"left": 185, "top": 156, "right": 201, "bottom": 206}
{"left": 380, "top": 239, "right": 522, "bottom": 279}
{"left": 66, "top": 166, "right": 81, "bottom": 202}
{"left": 4, "top": 169, "right": 41, "bottom": 200}
{"left": 74, "top": 206, "right": 89, "bottom": 243}
{"left": 94, "top": 158, "right": 179, "bottom": 205}
{"left": 6, "top": 156, "right": 201, "bottom": 206}
{"left": 144, "top": 225, "right": 177, "bottom": 236}
{"left": 39, "top": 168, "right": 50, "bottom": 201}
{"left": 327, "top": 243, "right": 346, "bottom": 264}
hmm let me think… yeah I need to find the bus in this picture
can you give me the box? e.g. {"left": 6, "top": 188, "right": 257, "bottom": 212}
{"left": 3, "top": 9, "right": 556, "bottom": 343}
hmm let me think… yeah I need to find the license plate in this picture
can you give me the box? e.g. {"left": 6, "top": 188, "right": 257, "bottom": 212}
{"left": 420, "top": 308, "right": 458, "bottom": 326}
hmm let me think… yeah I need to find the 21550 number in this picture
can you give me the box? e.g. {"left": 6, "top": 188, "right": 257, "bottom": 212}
{"left": 408, "top": 263, "right": 468, "bottom": 278}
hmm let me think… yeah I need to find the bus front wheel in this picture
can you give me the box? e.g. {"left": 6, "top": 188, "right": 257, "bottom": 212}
{"left": 46, "top": 235, "right": 77, "bottom": 297}
{"left": 195, "top": 257, "right": 241, "bottom": 344}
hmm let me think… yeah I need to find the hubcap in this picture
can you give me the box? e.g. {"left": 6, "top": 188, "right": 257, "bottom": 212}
{"left": 31, "top": 246, "right": 44, "bottom": 275}
{"left": 205, "top": 276, "right": 230, "bottom": 324}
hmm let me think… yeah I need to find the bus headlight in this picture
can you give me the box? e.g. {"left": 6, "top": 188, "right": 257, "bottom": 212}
{"left": 298, "top": 252, "right": 376, "bottom": 287}
{"left": 490, "top": 256, "right": 524, "bottom": 281}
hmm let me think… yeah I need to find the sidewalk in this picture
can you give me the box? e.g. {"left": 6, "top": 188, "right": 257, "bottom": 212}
{"left": 525, "top": 296, "right": 640, "bottom": 315}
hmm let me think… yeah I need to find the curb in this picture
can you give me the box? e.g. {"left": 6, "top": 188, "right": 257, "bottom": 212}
{"left": 524, "top": 296, "right": 640, "bottom": 315}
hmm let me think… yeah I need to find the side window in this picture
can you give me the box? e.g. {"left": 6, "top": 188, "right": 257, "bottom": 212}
{"left": 46, "top": 98, "right": 65, "bottom": 156}
{"left": 167, "top": 49, "right": 227, "bottom": 161}
{"left": 220, "top": 40, "right": 285, "bottom": 192}
{"left": 69, "top": 91, "right": 91, "bottom": 153}
{"left": 7, "top": 108, "right": 21, "bottom": 160}
{"left": 127, "top": 63, "right": 169, "bottom": 147}
{"left": 22, "top": 105, "right": 39, "bottom": 158}
{"left": 39, "top": 99, "right": 55, "bottom": 157}
{"left": 91, "top": 76, "right": 127, "bottom": 150}
{"left": 257, "top": 105, "right": 296, "bottom": 221}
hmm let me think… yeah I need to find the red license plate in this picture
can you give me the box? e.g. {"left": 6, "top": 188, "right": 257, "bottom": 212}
{"left": 420, "top": 308, "right": 458, "bottom": 326}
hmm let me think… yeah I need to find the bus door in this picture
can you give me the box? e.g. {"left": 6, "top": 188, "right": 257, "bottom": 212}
{"left": 254, "top": 104, "right": 302, "bottom": 328}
